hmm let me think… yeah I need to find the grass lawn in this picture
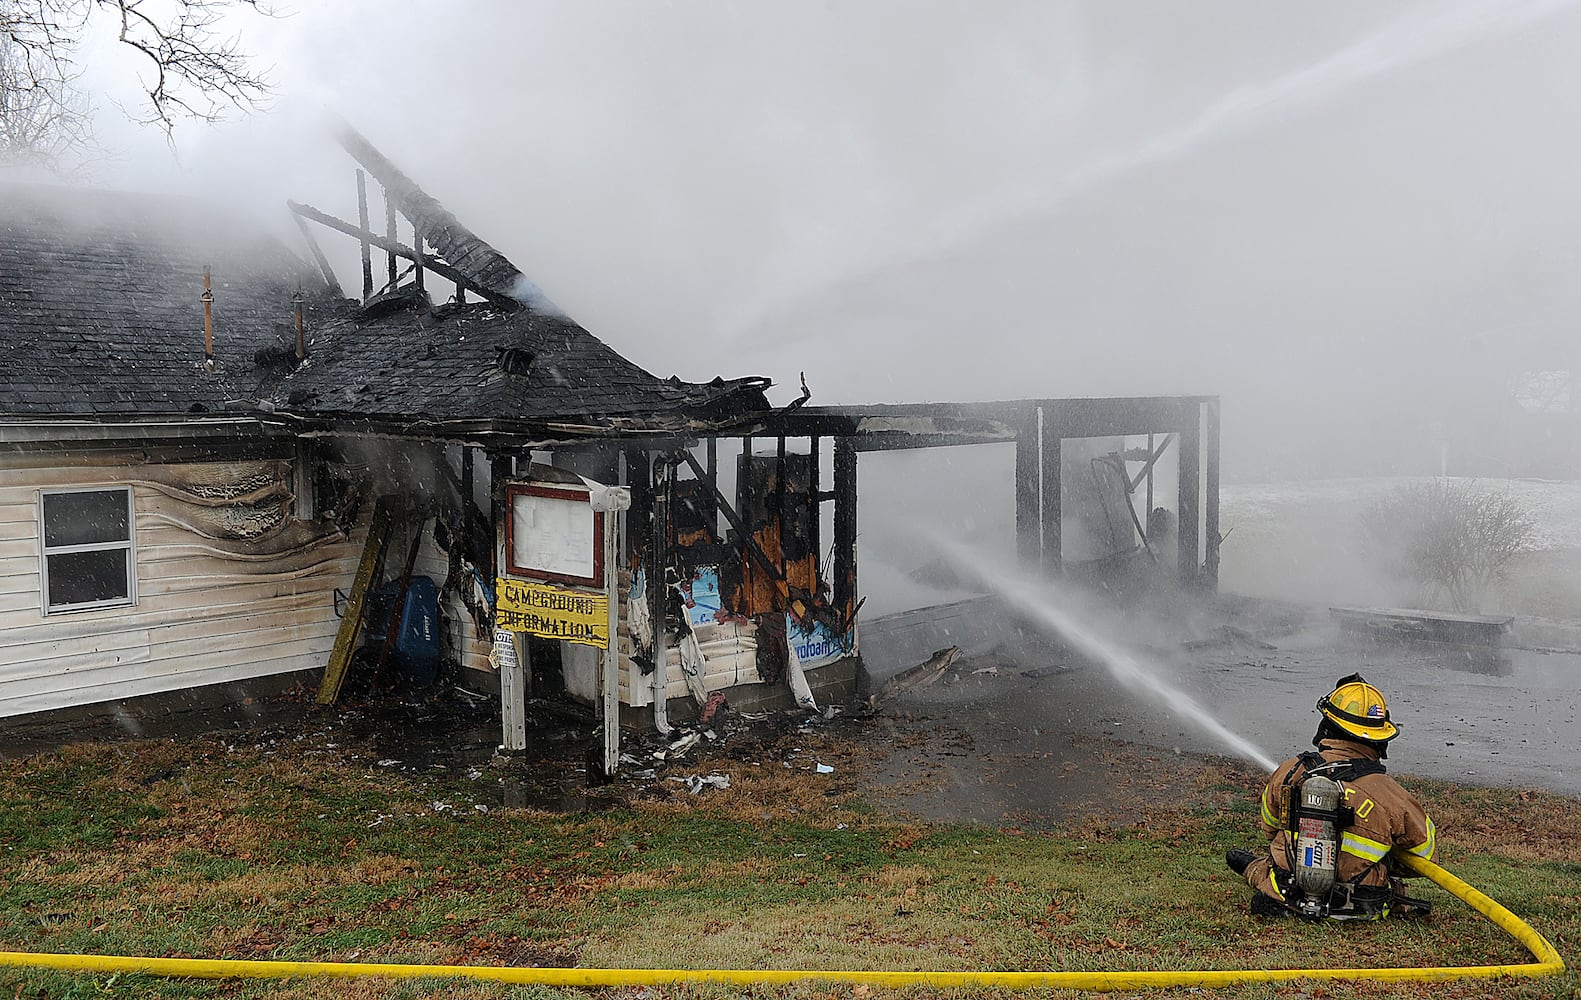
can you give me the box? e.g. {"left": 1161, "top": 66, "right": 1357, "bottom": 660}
{"left": 0, "top": 716, "right": 1576, "bottom": 1000}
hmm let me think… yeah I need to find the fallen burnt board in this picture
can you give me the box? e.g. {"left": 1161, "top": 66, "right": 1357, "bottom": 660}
{"left": 1330, "top": 606, "right": 1513, "bottom": 647}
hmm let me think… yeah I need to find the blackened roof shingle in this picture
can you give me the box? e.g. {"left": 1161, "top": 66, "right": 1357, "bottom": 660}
{"left": 0, "top": 183, "right": 771, "bottom": 432}
{"left": 0, "top": 182, "right": 336, "bottom": 417}
{"left": 269, "top": 294, "right": 770, "bottom": 428}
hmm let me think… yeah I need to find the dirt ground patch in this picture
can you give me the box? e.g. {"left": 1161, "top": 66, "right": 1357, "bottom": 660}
{"left": 0, "top": 672, "right": 1225, "bottom": 833}
{"left": 4, "top": 588, "right": 1577, "bottom": 828}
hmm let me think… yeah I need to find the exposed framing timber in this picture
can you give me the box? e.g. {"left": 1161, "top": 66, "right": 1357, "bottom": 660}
{"left": 1127, "top": 433, "right": 1175, "bottom": 492}
{"left": 704, "top": 438, "right": 718, "bottom": 539}
{"left": 807, "top": 436, "right": 820, "bottom": 570}
{"left": 384, "top": 190, "right": 399, "bottom": 288}
{"left": 355, "top": 169, "right": 373, "bottom": 301}
{"left": 832, "top": 440, "right": 857, "bottom": 614}
{"left": 676, "top": 449, "right": 836, "bottom": 627}
{"left": 286, "top": 201, "right": 517, "bottom": 309}
{"left": 289, "top": 213, "right": 344, "bottom": 296}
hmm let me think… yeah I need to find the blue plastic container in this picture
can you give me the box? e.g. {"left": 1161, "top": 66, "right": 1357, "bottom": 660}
{"left": 362, "top": 576, "right": 441, "bottom": 686}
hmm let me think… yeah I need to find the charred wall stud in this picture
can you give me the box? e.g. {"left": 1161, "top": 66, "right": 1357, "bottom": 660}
{"left": 832, "top": 439, "right": 857, "bottom": 618}
{"left": 356, "top": 168, "right": 373, "bottom": 302}
{"left": 704, "top": 438, "right": 718, "bottom": 539}
{"left": 807, "top": 435, "right": 820, "bottom": 574}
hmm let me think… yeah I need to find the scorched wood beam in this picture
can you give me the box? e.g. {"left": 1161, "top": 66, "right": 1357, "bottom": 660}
{"left": 285, "top": 201, "right": 517, "bottom": 310}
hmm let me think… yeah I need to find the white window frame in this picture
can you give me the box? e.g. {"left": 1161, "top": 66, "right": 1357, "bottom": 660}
{"left": 39, "top": 486, "right": 138, "bottom": 615}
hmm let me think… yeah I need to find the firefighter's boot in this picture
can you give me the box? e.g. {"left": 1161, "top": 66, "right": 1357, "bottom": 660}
{"left": 1249, "top": 892, "right": 1290, "bottom": 918}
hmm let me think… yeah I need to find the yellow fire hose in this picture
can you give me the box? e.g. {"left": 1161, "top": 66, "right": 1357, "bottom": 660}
{"left": 0, "top": 855, "right": 1562, "bottom": 991}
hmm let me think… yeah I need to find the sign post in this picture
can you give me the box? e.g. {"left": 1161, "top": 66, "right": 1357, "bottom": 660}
{"left": 588, "top": 486, "right": 630, "bottom": 778}
{"left": 493, "top": 478, "right": 629, "bottom": 770}
{"left": 492, "top": 627, "right": 528, "bottom": 751}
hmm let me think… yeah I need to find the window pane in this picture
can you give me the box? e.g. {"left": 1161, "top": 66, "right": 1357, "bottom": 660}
{"left": 43, "top": 491, "right": 130, "bottom": 548}
{"left": 46, "top": 550, "right": 130, "bottom": 608}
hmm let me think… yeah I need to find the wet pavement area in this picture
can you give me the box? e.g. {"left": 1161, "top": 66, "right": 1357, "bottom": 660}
{"left": 858, "top": 594, "right": 1581, "bottom": 828}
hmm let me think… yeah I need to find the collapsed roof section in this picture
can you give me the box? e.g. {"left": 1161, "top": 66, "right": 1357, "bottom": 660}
{"left": 0, "top": 128, "right": 774, "bottom": 439}
{"left": 334, "top": 124, "right": 526, "bottom": 304}
{"left": 268, "top": 294, "right": 772, "bottom": 439}
{"left": 279, "top": 124, "right": 774, "bottom": 439}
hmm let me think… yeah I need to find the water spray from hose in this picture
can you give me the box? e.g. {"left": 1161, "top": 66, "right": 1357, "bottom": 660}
{"left": 922, "top": 531, "right": 1279, "bottom": 773}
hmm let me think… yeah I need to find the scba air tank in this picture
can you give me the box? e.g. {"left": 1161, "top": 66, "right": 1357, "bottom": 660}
{"left": 1292, "top": 775, "right": 1344, "bottom": 910}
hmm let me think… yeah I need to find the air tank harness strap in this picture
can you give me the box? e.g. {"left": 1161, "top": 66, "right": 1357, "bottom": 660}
{"left": 1287, "top": 755, "right": 1358, "bottom": 836}
{"left": 1296, "top": 750, "right": 1387, "bottom": 782}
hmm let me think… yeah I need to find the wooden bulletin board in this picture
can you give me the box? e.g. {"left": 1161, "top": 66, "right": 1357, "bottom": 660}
{"left": 504, "top": 483, "right": 603, "bottom": 587}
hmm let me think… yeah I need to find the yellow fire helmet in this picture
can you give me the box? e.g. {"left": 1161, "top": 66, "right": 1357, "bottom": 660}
{"left": 1317, "top": 672, "right": 1399, "bottom": 743}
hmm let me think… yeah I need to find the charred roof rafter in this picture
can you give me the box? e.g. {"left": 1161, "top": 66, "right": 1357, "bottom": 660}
{"left": 285, "top": 200, "right": 516, "bottom": 310}
{"left": 283, "top": 121, "right": 531, "bottom": 311}
{"left": 334, "top": 123, "right": 526, "bottom": 301}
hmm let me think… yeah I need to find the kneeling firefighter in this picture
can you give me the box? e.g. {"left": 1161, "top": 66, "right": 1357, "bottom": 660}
{"left": 1226, "top": 673, "right": 1437, "bottom": 919}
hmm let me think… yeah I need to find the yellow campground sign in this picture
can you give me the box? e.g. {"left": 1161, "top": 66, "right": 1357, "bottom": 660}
{"left": 494, "top": 577, "right": 609, "bottom": 648}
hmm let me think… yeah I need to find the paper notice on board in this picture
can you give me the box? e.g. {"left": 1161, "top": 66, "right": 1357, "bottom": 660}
{"left": 489, "top": 628, "right": 518, "bottom": 670}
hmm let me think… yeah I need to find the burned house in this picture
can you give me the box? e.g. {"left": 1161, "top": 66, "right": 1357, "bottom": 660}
{"left": 1, "top": 128, "right": 1219, "bottom": 766}
{"left": 0, "top": 131, "right": 851, "bottom": 741}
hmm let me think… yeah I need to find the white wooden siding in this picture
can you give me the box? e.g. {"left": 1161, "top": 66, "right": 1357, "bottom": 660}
{"left": 0, "top": 458, "right": 361, "bottom": 718}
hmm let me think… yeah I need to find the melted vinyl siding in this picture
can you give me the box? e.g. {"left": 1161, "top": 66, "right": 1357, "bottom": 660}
{"left": 0, "top": 460, "right": 360, "bottom": 717}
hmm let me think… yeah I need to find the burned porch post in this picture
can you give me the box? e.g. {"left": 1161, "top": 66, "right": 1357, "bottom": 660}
{"left": 1176, "top": 404, "right": 1201, "bottom": 587}
{"left": 1204, "top": 399, "right": 1221, "bottom": 588}
{"left": 1040, "top": 413, "right": 1062, "bottom": 576}
{"left": 832, "top": 440, "right": 857, "bottom": 617}
{"left": 1015, "top": 408, "right": 1040, "bottom": 569}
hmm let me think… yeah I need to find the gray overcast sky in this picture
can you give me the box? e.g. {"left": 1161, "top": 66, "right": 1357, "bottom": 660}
{"left": 74, "top": 1, "right": 1581, "bottom": 478}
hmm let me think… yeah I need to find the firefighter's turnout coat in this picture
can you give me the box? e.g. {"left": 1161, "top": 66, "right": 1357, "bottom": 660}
{"left": 1243, "top": 738, "right": 1437, "bottom": 909}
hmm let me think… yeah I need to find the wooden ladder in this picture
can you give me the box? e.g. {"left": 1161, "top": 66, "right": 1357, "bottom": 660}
{"left": 317, "top": 496, "right": 398, "bottom": 705}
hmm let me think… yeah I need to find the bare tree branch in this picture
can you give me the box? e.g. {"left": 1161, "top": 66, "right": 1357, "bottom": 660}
{"left": 0, "top": 28, "right": 102, "bottom": 174}
{"left": 1, "top": 0, "right": 272, "bottom": 156}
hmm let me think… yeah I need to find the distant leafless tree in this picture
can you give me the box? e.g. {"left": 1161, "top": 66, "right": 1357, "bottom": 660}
{"left": 0, "top": 0, "right": 271, "bottom": 167}
{"left": 0, "top": 32, "right": 99, "bottom": 174}
{"left": 1361, "top": 479, "right": 1537, "bottom": 612}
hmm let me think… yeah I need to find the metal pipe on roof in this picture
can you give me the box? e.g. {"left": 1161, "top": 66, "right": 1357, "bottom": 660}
{"left": 201, "top": 266, "right": 215, "bottom": 367}
{"left": 292, "top": 287, "right": 306, "bottom": 361}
